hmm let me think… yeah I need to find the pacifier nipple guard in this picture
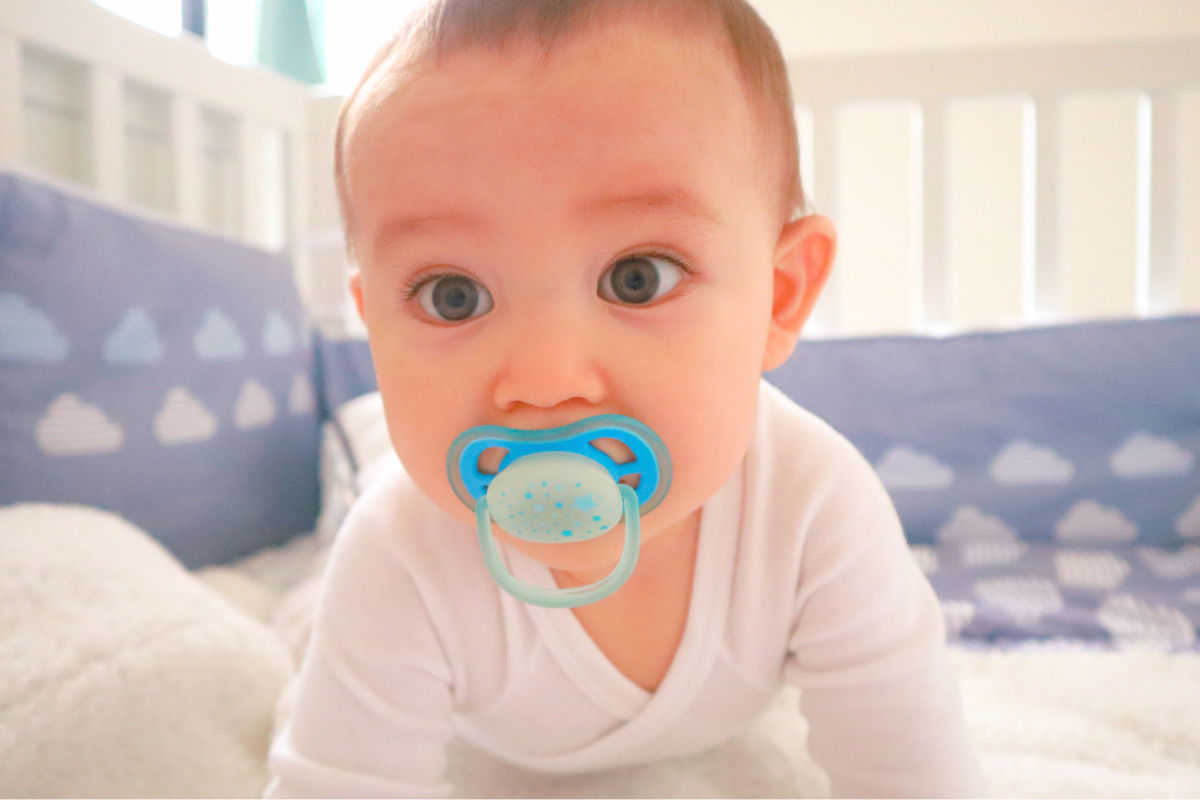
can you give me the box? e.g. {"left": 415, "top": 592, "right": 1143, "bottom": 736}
{"left": 447, "top": 415, "right": 671, "bottom": 608}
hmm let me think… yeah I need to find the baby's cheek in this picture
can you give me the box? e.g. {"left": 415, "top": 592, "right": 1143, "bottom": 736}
{"left": 657, "top": 400, "right": 756, "bottom": 513}
{"left": 386, "top": 410, "right": 473, "bottom": 520}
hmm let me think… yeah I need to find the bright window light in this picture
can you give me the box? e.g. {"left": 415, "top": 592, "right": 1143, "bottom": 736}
{"left": 206, "top": 0, "right": 260, "bottom": 67}
{"left": 94, "top": 0, "right": 425, "bottom": 93}
{"left": 322, "top": 1, "right": 425, "bottom": 94}
{"left": 94, "top": 0, "right": 183, "bottom": 37}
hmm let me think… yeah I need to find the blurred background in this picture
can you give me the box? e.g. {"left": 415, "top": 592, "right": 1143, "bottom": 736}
{"left": 4, "top": 0, "right": 1199, "bottom": 337}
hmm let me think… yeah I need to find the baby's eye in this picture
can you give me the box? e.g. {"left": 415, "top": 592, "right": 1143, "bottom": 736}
{"left": 416, "top": 274, "right": 494, "bottom": 322}
{"left": 598, "top": 255, "right": 685, "bottom": 306}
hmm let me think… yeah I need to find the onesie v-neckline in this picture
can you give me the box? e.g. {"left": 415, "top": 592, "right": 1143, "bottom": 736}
{"left": 506, "top": 461, "right": 743, "bottom": 729}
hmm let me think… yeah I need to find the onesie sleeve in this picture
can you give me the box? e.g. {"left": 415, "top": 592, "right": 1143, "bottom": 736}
{"left": 782, "top": 448, "right": 986, "bottom": 798}
{"left": 264, "top": 492, "right": 455, "bottom": 798}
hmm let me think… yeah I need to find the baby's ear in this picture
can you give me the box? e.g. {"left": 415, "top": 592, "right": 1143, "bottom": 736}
{"left": 762, "top": 214, "right": 836, "bottom": 371}
{"left": 349, "top": 270, "right": 366, "bottom": 322}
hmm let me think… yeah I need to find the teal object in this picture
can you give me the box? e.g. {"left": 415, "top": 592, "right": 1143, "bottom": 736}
{"left": 485, "top": 452, "right": 625, "bottom": 543}
{"left": 257, "top": 0, "right": 325, "bottom": 85}
{"left": 448, "top": 415, "right": 671, "bottom": 608}
{"left": 477, "top": 470, "right": 641, "bottom": 608}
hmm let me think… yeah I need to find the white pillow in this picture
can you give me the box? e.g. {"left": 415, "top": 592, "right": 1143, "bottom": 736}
{"left": 0, "top": 503, "right": 294, "bottom": 798}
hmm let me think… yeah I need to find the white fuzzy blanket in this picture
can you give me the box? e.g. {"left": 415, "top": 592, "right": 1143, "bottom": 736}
{"left": 0, "top": 504, "right": 294, "bottom": 798}
{"left": 3, "top": 506, "right": 1198, "bottom": 798}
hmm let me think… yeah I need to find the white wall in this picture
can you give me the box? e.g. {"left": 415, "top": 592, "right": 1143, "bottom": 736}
{"left": 750, "top": 0, "right": 1200, "bottom": 58}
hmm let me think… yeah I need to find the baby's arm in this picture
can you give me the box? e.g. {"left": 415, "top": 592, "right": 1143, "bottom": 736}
{"left": 784, "top": 454, "right": 986, "bottom": 798}
{"left": 264, "top": 500, "right": 455, "bottom": 798}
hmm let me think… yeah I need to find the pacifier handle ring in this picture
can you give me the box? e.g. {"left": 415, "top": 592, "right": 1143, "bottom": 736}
{"left": 475, "top": 483, "right": 641, "bottom": 608}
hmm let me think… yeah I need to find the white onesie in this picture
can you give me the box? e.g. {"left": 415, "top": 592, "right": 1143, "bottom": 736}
{"left": 265, "top": 381, "right": 985, "bottom": 798}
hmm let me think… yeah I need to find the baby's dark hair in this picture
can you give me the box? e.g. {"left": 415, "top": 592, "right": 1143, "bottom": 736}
{"left": 335, "top": 0, "right": 805, "bottom": 243}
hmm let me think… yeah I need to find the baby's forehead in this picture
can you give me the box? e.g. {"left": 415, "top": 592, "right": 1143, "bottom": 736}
{"left": 351, "top": 11, "right": 745, "bottom": 133}
{"left": 337, "top": 2, "right": 797, "bottom": 239}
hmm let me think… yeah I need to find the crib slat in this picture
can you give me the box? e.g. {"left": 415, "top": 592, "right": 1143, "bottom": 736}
{"left": 1179, "top": 91, "right": 1200, "bottom": 313}
{"left": 792, "top": 103, "right": 834, "bottom": 333}
{"left": 89, "top": 64, "right": 122, "bottom": 201}
{"left": 240, "top": 117, "right": 267, "bottom": 248}
{"left": 258, "top": 125, "right": 289, "bottom": 252}
{"left": 0, "top": 33, "right": 20, "bottom": 163}
{"left": 122, "top": 79, "right": 174, "bottom": 213}
{"left": 1148, "top": 92, "right": 1178, "bottom": 313}
{"left": 288, "top": 126, "right": 310, "bottom": 304}
{"left": 922, "top": 100, "right": 949, "bottom": 325}
{"left": 794, "top": 104, "right": 816, "bottom": 211}
{"left": 199, "top": 105, "right": 242, "bottom": 236}
{"left": 172, "top": 94, "right": 202, "bottom": 226}
{"left": 1034, "top": 95, "right": 1061, "bottom": 317}
{"left": 803, "top": 104, "right": 841, "bottom": 335}
{"left": 1057, "top": 92, "right": 1148, "bottom": 318}
{"left": 833, "top": 101, "right": 924, "bottom": 334}
{"left": 22, "top": 45, "right": 90, "bottom": 186}
{"left": 299, "top": 94, "right": 348, "bottom": 326}
{"left": 945, "top": 96, "right": 1033, "bottom": 328}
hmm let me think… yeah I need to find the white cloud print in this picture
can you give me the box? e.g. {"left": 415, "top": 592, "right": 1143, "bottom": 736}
{"left": 937, "top": 505, "right": 1019, "bottom": 543}
{"left": 234, "top": 378, "right": 277, "bottom": 430}
{"left": 193, "top": 308, "right": 245, "bottom": 362}
{"left": 973, "top": 576, "right": 1064, "bottom": 625}
{"left": 1054, "top": 550, "right": 1130, "bottom": 590}
{"left": 989, "top": 439, "right": 1075, "bottom": 486}
{"left": 961, "top": 539, "right": 1027, "bottom": 568}
{"left": 1109, "top": 432, "right": 1194, "bottom": 478}
{"left": 874, "top": 446, "right": 954, "bottom": 490}
{"left": 1137, "top": 546, "right": 1200, "bottom": 580}
{"left": 909, "top": 545, "right": 938, "bottom": 575}
{"left": 0, "top": 293, "right": 69, "bottom": 362}
{"left": 1055, "top": 499, "right": 1138, "bottom": 544}
{"left": 940, "top": 600, "right": 975, "bottom": 638}
{"left": 288, "top": 372, "right": 315, "bottom": 416}
{"left": 104, "top": 308, "right": 163, "bottom": 364}
{"left": 36, "top": 393, "right": 124, "bottom": 456}
{"left": 154, "top": 387, "right": 218, "bottom": 445}
{"left": 262, "top": 310, "right": 295, "bottom": 355}
{"left": 1096, "top": 593, "right": 1196, "bottom": 651}
{"left": 1178, "top": 495, "right": 1200, "bottom": 539}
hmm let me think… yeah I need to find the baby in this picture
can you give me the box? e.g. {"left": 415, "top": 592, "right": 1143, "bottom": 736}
{"left": 266, "top": 0, "right": 986, "bottom": 796}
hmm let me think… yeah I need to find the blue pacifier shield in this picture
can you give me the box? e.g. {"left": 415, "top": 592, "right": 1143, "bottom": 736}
{"left": 447, "top": 414, "right": 671, "bottom": 517}
{"left": 447, "top": 414, "right": 672, "bottom": 608}
{"left": 486, "top": 452, "right": 624, "bottom": 544}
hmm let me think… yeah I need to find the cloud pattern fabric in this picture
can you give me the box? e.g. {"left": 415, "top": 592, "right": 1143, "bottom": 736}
{"left": 0, "top": 171, "right": 319, "bottom": 568}
{"left": 912, "top": 541, "right": 1200, "bottom": 652}
{"left": 769, "top": 314, "right": 1200, "bottom": 650}
{"left": 769, "top": 316, "right": 1200, "bottom": 551}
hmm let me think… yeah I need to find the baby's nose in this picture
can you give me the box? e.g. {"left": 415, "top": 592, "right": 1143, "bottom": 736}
{"left": 491, "top": 303, "right": 607, "bottom": 411}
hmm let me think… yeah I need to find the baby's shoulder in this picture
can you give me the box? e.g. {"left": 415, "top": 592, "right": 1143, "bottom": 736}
{"left": 329, "top": 462, "right": 487, "bottom": 597}
{"left": 754, "top": 379, "right": 882, "bottom": 491}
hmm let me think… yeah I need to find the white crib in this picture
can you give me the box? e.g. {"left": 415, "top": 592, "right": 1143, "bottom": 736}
{"left": 790, "top": 36, "right": 1200, "bottom": 336}
{"left": 0, "top": 0, "right": 345, "bottom": 330}
{"left": 2, "top": 0, "right": 1198, "bottom": 338}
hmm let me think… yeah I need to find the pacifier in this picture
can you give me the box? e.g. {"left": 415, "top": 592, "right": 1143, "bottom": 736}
{"left": 447, "top": 415, "right": 672, "bottom": 608}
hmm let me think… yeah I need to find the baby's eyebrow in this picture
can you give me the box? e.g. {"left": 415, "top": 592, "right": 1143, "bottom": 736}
{"left": 371, "top": 210, "right": 483, "bottom": 257}
{"left": 583, "top": 188, "right": 722, "bottom": 228}
{"left": 371, "top": 188, "right": 720, "bottom": 259}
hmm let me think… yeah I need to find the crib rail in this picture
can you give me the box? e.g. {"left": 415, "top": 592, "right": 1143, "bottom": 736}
{"left": 0, "top": 0, "right": 321, "bottom": 304}
{"left": 788, "top": 37, "right": 1200, "bottom": 336}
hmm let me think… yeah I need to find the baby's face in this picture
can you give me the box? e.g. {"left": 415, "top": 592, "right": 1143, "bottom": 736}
{"left": 347, "top": 17, "right": 786, "bottom": 572}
